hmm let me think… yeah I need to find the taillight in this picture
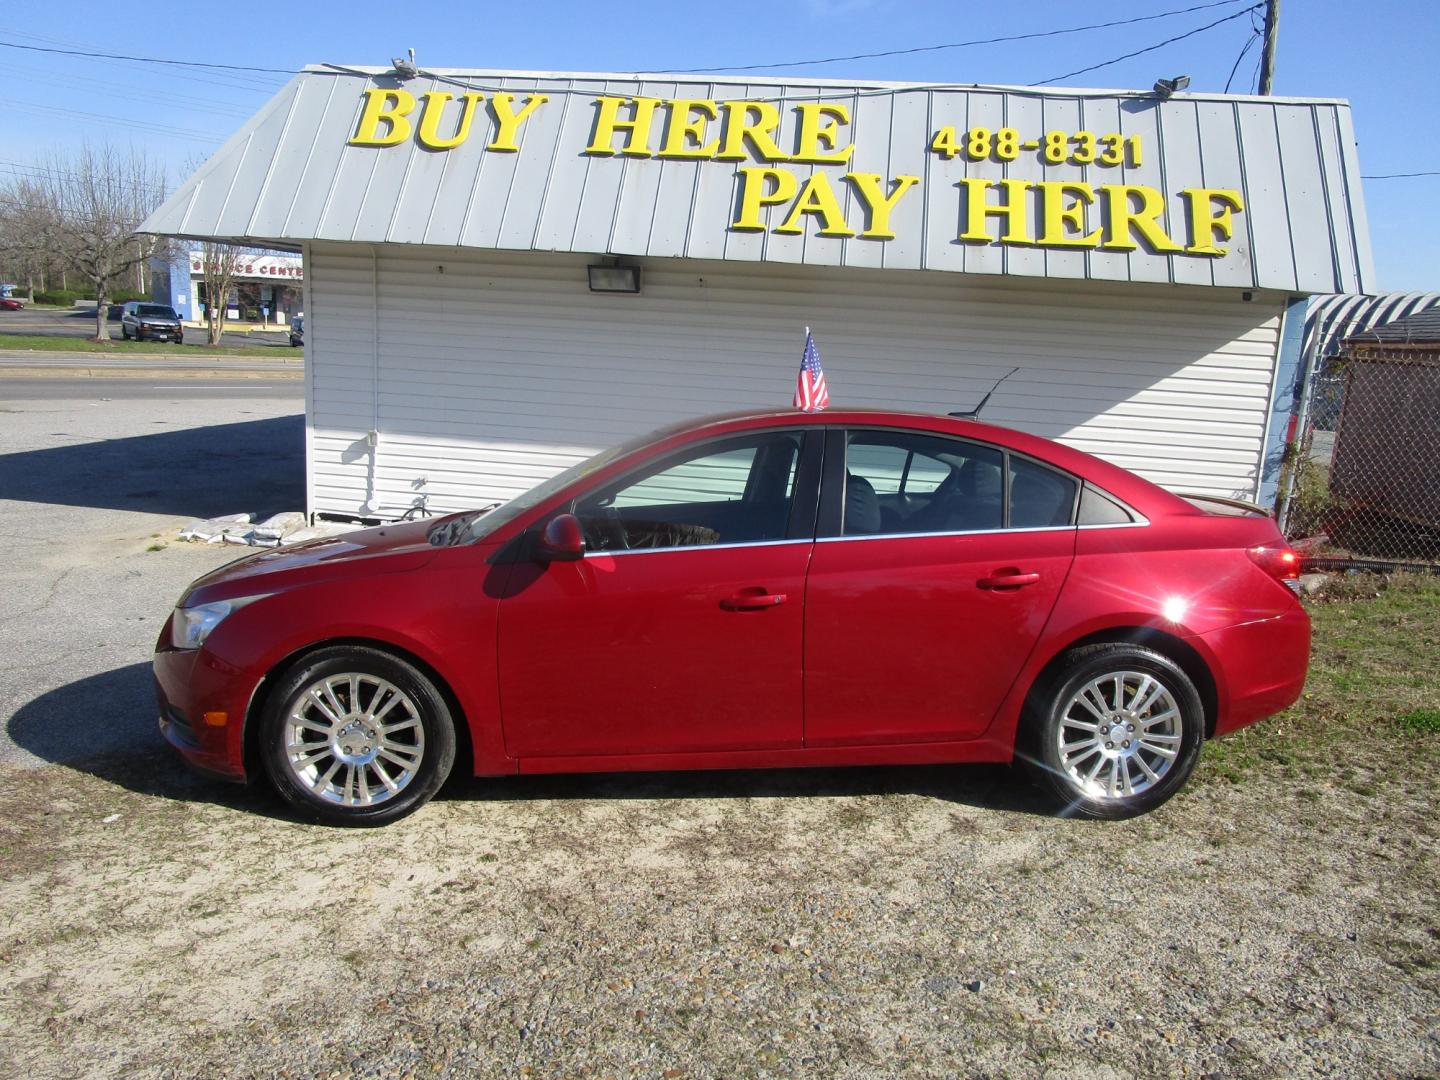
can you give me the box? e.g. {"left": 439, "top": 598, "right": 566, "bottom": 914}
{"left": 1248, "top": 543, "right": 1302, "bottom": 594}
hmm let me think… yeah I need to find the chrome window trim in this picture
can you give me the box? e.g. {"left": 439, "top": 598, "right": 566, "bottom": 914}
{"left": 581, "top": 538, "right": 814, "bottom": 558}
{"left": 575, "top": 516, "right": 1151, "bottom": 556}
{"left": 1077, "top": 517, "right": 1151, "bottom": 530}
{"left": 815, "top": 517, "right": 1152, "bottom": 544}
{"left": 817, "top": 524, "right": 1073, "bottom": 543}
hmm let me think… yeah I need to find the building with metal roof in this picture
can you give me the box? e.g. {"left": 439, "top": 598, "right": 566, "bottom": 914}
{"left": 141, "top": 65, "right": 1374, "bottom": 522}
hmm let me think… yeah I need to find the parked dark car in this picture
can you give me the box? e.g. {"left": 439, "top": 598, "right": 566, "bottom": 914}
{"left": 121, "top": 302, "right": 183, "bottom": 343}
{"left": 155, "top": 409, "right": 1310, "bottom": 826}
{"left": 289, "top": 314, "right": 304, "bottom": 347}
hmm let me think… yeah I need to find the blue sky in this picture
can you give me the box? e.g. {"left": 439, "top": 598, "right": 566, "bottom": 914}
{"left": 2, "top": 0, "right": 1435, "bottom": 292}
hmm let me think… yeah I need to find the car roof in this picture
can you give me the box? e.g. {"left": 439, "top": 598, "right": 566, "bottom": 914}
{"left": 642, "top": 408, "right": 1193, "bottom": 520}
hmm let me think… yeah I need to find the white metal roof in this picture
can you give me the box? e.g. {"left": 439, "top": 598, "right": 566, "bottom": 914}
{"left": 143, "top": 65, "right": 1373, "bottom": 294}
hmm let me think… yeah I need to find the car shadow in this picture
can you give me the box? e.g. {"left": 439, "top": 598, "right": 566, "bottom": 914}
{"left": 0, "top": 415, "right": 303, "bottom": 517}
{"left": 5, "top": 662, "right": 282, "bottom": 817}
{"left": 9, "top": 661, "right": 1056, "bottom": 821}
{"left": 441, "top": 763, "right": 1054, "bottom": 816}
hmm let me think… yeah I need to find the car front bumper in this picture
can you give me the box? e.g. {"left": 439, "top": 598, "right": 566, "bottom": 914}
{"left": 153, "top": 634, "right": 256, "bottom": 782}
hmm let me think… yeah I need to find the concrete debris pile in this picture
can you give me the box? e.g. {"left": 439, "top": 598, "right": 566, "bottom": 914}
{"left": 177, "top": 512, "right": 365, "bottom": 548}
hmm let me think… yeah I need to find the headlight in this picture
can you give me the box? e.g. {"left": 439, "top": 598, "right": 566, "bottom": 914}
{"left": 169, "top": 596, "right": 262, "bottom": 650}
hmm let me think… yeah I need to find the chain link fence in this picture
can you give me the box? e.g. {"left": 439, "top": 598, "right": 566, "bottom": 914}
{"left": 1281, "top": 347, "right": 1440, "bottom": 566}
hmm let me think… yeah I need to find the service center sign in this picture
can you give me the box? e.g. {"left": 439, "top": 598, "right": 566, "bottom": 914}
{"left": 348, "top": 88, "right": 1244, "bottom": 259}
{"left": 190, "top": 253, "right": 304, "bottom": 280}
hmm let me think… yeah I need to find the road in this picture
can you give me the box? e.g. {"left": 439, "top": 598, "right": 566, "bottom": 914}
{"left": 0, "top": 381, "right": 302, "bottom": 769}
{"left": 0, "top": 303, "right": 297, "bottom": 349}
{"left": 0, "top": 377, "right": 301, "bottom": 400}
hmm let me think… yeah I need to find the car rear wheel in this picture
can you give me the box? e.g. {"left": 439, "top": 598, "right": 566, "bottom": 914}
{"left": 260, "top": 646, "right": 456, "bottom": 825}
{"left": 1023, "top": 644, "right": 1204, "bottom": 820}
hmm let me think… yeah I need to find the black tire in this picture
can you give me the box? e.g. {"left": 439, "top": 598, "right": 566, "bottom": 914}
{"left": 121, "top": 324, "right": 131, "bottom": 339}
{"left": 1021, "top": 644, "right": 1205, "bottom": 820}
{"left": 174, "top": 335, "right": 183, "bottom": 345}
{"left": 260, "top": 645, "right": 456, "bottom": 826}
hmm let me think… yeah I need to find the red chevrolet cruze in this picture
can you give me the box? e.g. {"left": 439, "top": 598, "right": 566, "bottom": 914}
{"left": 155, "top": 410, "right": 1310, "bottom": 825}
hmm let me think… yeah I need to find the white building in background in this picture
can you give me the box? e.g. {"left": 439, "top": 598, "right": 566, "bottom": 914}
{"left": 141, "top": 65, "right": 1371, "bottom": 523}
{"left": 151, "top": 244, "right": 304, "bottom": 327}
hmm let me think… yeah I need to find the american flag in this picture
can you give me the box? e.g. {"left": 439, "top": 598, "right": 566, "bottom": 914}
{"left": 793, "top": 329, "right": 830, "bottom": 412}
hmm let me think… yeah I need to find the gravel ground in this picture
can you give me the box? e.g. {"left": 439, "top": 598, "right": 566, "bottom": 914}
{"left": 0, "top": 386, "right": 1436, "bottom": 1079}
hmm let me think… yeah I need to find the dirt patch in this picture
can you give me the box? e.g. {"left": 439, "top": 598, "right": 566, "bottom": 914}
{"left": 1, "top": 579, "right": 1438, "bottom": 1079}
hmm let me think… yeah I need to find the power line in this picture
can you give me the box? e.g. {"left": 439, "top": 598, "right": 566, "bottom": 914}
{"left": 7, "top": 102, "right": 223, "bottom": 143}
{"left": 1361, "top": 171, "right": 1440, "bottom": 179}
{"left": 654, "top": 0, "right": 1253, "bottom": 74}
{"left": 1036, "top": 3, "right": 1263, "bottom": 86}
{"left": 3, "top": 63, "right": 257, "bottom": 120}
{"left": 0, "top": 28, "right": 285, "bottom": 92}
{"left": 0, "top": 1, "right": 1261, "bottom": 88}
{"left": 0, "top": 37, "right": 297, "bottom": 74}
{"left": 1223, "top": 30, "right": 1260, "bottom": 93}
{"left": 0, "top": 160, "right": 170, "bottom": 195}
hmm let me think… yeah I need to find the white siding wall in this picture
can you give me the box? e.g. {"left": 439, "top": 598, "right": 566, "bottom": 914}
{"left": 306, "top": 242, "right": 1285, "bottom": 520}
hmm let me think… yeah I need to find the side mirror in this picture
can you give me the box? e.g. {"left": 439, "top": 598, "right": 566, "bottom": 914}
{"left": 538, "top": 513, "right": 586, "bottom": 561}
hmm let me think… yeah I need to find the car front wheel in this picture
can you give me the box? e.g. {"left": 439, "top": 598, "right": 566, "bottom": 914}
{"left": 260, "top": 646, "right": 456, "bottom": 825}
{"left": 1024, "top": 644, "right": 1204, "bottom": 820}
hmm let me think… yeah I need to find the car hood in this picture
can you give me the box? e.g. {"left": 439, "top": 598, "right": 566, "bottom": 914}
{"left": 182, "top": 519, "right": 439, "bottom": 605}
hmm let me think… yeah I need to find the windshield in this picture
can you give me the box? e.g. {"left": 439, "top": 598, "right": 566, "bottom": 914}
{"left": 427, "top": 438, "right": 644, "bottom": 547}
{"left": 138, "top": 305, "right": 178, "bottom": 318}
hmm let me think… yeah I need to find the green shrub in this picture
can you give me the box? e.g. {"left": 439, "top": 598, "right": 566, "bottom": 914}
{"left": 32, "top": 289, "right": 80, "bottom": 306}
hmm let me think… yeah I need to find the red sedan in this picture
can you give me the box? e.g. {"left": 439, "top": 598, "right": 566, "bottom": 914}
{"left": 154, "top": 410, "right": 1309, "bottom": 825}
{"left": 0, "top": 297, "right": 24, "bottom": 311}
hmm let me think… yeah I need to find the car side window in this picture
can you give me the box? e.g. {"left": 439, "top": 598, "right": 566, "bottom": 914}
{"left": 1009, "top": 457, "right": 1078, "bottom": 528}
{"left": 843, "top": 431, "right": 1003, "bottom": 536}
{"left": 573, "top": 431, "right": 801, "bottom": 551}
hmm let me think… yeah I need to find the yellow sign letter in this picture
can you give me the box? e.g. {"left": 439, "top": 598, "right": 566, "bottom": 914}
{"left": 1101, "top": 184, "right": 1184, "bottom": 253}
{"left": 1036, "top": 181, "right": 1101, "bottom": 248}
{"left": 1180, "top": 188, "right": 1245, "bottom": 256}
{"left": 350, "top": 88, "right": 417, "bottom": 147}
{"left": 958, "top": 179, "right": 1035, "bottom": 245}
{"left": 792, "top": 103, "right": 854, "bottom": 165}
{"left": 417, "top": 91, "right": 487, "bottom": 150}
{"left": 585, "top": 96, "right": 660, "bottom": 157}
{"left": 717, "top": 101, "right": 790, "bottom": 163}
{"left": 659, "top": 99, "right": 721, "bottom": 159}
{"left": 488, "top": 93, "right": 549, "bottom": 153}
{"left": 776, "top": 173, "right": 855, "bottom": 237}
{"left": 732, "top": 167, "right": 801, "bottom": 231}
{"left": 846, "top": 173, "right": 920, "bottom": 239}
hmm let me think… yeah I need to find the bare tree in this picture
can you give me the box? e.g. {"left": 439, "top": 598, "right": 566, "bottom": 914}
{"left": 198, "top": 242, "right": 244, "bottom": 346}
{"left": 4, "top": 147, "right": 169, "bottom": 341}
{"left": 0, "top": 177, "right": 61, "bottom": 298}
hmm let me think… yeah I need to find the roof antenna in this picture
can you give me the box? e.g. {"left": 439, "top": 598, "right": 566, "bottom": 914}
{"left": 950, "top": 366, "right": 1020, "bottom": 420}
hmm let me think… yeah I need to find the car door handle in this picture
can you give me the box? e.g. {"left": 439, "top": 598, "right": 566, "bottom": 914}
{"left": 720, "top": 591, "right": 788, "bottom": 611}
{"left": 978, "top": 570, "right": 1041, "bottom": 590}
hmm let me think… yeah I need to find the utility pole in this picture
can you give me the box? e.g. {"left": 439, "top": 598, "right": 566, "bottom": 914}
{"left": 1258, "top": 0, "right": 1280, "bottom": 95}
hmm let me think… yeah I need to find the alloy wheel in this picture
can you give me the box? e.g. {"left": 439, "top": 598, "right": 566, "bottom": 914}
{"left": 1055, "top": 670, "right": 1183, "bottom": 799}
{"left": 282, "top": 673, "right": 426, "bottom": 807}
